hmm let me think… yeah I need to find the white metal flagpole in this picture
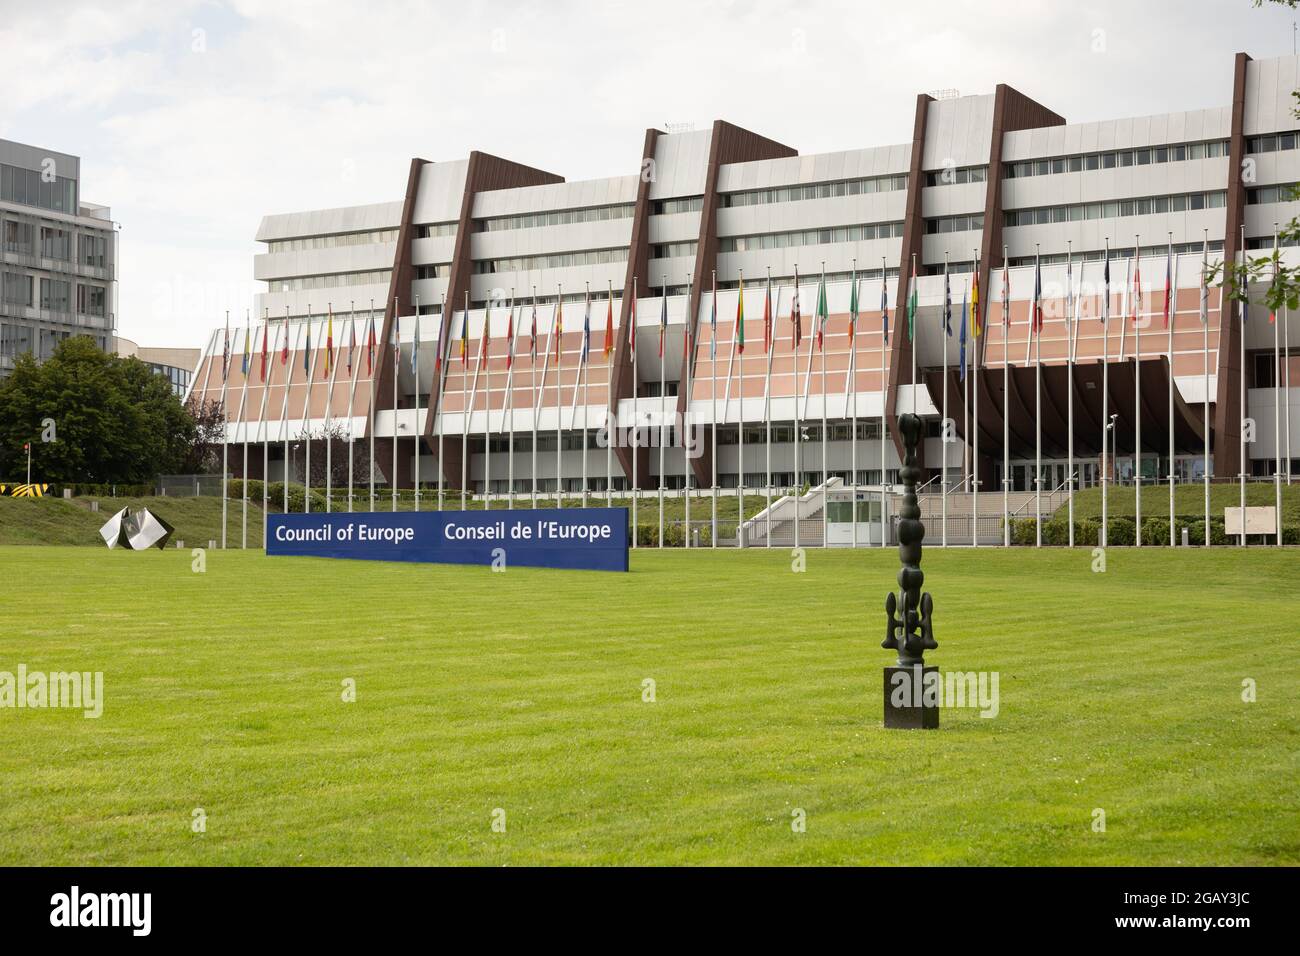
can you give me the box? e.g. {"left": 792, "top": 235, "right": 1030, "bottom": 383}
{"left": 1001, "top": 252, "right": 1010, "bottom": 547}
{"left": 659, "top": 276, "right": 666, "bottom": 547}
{"left": 606, "top": 280, "right": 614, "bottom": 507}
{"left": 1201, "top": 234, "right": 1210, "bottom": 545}
{"left": 239, "top": 310, "right": 252, "bottom": 549}
{"left": 435, "top": 294, "right": 449, "bottom": 511}
{"left": 346, "top": 306, "right": 360, "bottom": 513}
{"left": 1033, "top": 247, "right": 1042, "bottom": 548}
{"left": 1239, "top": 224, "right": 1247, "bottom": 546}
{"left": 1168, "top": 236, "right": 1177, "bottom": 546}
{"left": 764, "top": 269, "right": 776, "bottom": 548}
{"left": 391, "top": 299, "right": 399, "bottom": 512}
{"left": 413, "top": 296, "right": 421, "bottom": 512}
{"left": 369, "top": 300, "right": 377, "bottom": 512}
{"left": 1273, "top": 227, "right": 1282, "bottom": 547}
{"left": 219, "top": 312, "right": 230, "bottom": 547}
{"left": 882, "top": 257, "right": 889, "bottom": 549}
{"left": 711, "top": 270, "right": 718, "bottom": 549}
{"left": 555, "top": 286, "right": 564, "bottom": 509}
{"left": 849, "top": 260, "right": 858, "bottom": 550}
{"left": 794, "top": 265, "right": 803, "bottom": 550}
{"left": 819, "top": 262, "right": 827, "bottom": 549}
{"left": 1067, "top": 243, "right": 1075, "bottom": 547}
{"left": 1134, "top": 236, "right": 1143, "bottom": 547}
{"left": 1102, "top": 242, "right": 1111, "bottom": 547}
{"left": 325, "top": 304, "right": 345, "bottom": 514}
{"left": 506, "top": 291, "right": 517, "bottom": 509}
{"left": 942, "top": 253, "right": 950, "bottom": 547}
{"left": 973, "top": 247, "right": 981, "bottom": 547}
{"left": 483, "top": 294, "right": 491, "bottom": 511}
{"left": 630, "top": 279, "right": 638, "bottom": 542}
{"left": 303, "top": 308, "right": 322, "bottom": 514}
{"left": 737, "top": 270, "right": 745, "bottom": 544}
{"left": 531, "top": 289, "right": 540, "bottom": 510}
{"left": 280, "top": 307, "right": 297, "bottom": 513}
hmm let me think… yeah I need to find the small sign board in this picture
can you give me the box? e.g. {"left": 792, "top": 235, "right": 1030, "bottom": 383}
{"left": 1224, "top": 506, "right": 1277, "bottom": 535}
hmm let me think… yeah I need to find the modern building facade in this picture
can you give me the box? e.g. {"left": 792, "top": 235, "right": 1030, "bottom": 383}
{"left": 0, "top": 139, "right": 117, "bottom": 375}
{"left": 189, "top": 51, "right": 1300, "bottom": 519}
{"left": 113, "top": 338, "right": 200, "bottom": 396}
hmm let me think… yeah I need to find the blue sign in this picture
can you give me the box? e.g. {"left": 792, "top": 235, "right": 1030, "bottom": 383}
{"left": 266, "top": 507, "right": 629, "bottom": 572}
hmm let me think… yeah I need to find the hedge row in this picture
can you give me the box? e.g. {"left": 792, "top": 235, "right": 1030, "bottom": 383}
{"left": 1007, "top": 514, "right": 1297, "bottom": 545}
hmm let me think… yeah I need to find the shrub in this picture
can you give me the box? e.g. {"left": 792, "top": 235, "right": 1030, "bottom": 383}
{"left": 1103, "top": 516, "right": 1136, "bottom": 546}
{"left": 1006, "top": 517, "right": 1038, "bottom": 546}
{"left": 1076, "top": 517, "right": 1101, "bottom": 547}
{"left": 1284, "top": 524, "right": 1300, "bottom": 545}
{"left": 1141, "top": 516, "right": 1171, "bottom": 546}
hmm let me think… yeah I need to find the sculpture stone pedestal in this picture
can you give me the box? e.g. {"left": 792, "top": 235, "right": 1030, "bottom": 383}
{"left": 883, "top": 665, "right": 939, "bottom": 730}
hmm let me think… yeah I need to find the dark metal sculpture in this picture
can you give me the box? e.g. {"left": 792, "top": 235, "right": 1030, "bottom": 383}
{"left": 883, "top": 413, "right": 938, "bottom": 666}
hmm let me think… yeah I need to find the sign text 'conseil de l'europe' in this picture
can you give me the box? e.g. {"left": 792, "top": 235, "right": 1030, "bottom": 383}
{"left": 266, "top": 507, "right": 628, "bottom": 572}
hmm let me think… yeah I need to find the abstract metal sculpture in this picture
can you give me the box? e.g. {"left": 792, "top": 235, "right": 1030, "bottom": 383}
{"left": 100, "top": 507, "right": 175, "bottom": 551}
{"left": 882, "top": 412, "right": 939, "bottom": 728}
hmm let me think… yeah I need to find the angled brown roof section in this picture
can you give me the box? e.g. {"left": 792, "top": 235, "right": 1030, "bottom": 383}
{"left": 612, "top": 128, "right": 663, "bottom": 488}
{"left": 885, "top": 94, "right": 933, "bottom": 469}
{"left": 976, "top": 85, "right": 1065, "bottom": 365}
{"left": 1215, "top": 52, "right": 1251, "bottom": 479}
{"left": 678, "top": 120, "right": 798, "bottom": 487}
{"left": 427, "top": 151, "right": 565, "bottom": 485}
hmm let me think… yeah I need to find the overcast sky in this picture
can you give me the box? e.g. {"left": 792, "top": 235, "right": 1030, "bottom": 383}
{"left": 2, "top": 0, "right": 1296, "bottom": 351}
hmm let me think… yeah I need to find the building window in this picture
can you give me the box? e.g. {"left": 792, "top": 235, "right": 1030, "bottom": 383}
{"left": 0, "top": 163, "right": 77, "bottom": 213}
{"left": 1004, "top": 139, "right": 1228, "bottom": 179}
{"left": 924, "top": 166, "right": 988, "bottom": 187}
{"left": 413, "top": 222, "right": 458, "bottom": 239}
{"left": 271, "top": 269, "right": 392, "bottom": 292}
{"left": 1007, "top": 240, "right": 1224, "bottom": 267}
{"left": 721, "top": 174, "right": 907, "bottom": 208}
{"left": 265, "top": 228, "right": 399, "bottom": 253}
{"left": 39, "top": 278, "right": 70, "bottom": 312}
{"left": 414, "top": 263, "right": 451, "bottom": 280}
{"left": 652, "top": 196, "right": 704, "bottom": 215}
{"left": 473, "top": 247, "right": 629, "bottom": 274}
{"left": 77, "top": 284, "right": 106, "bottom": 317}
{"left": 40, "top": 226, "right": 72, "bottom": 260}
{"left": 2, "top": 273, "right": 33, "bottom": 306}
{"left": 1246, "top": 131, "right": 1300, "bottom": 154}
{"left": 478, "top": 204, "right": 634, "bottom": 232}
{"left": 1246, "top": 184, "right": 1299, "bottom": 205}
{"left": 3, "top": 220, "right": 35, "bottom": 255}
{"left": 650, "top": 241, "right": 698, "bottom": 259}
{"left": 1003, "top": 190, "right": 1228, "bottom": 227}
{"left": 719, "top": 221, "right": 904, "bottom": 254}
{"left": 79, "top": 233, "right": 107, "bottom": 268}
{"left": 924, "top": 213, "right": 984, "bottom": 234}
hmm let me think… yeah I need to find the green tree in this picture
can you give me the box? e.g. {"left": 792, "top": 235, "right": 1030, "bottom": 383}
{"left": 0, "top": 336, "right": 197, "bottom": 483}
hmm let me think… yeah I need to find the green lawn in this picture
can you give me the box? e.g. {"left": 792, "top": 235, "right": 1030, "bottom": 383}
{"left": 0, "top": 546, "right": 1295, "bottom": 865}
{"left": 1064, "top": 482, "right": 1300, "bottom": 524}
{"left": 0, "top": 495, "right": 267, "bottom": 548}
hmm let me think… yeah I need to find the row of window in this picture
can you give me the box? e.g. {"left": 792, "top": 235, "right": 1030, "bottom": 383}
{"left": 719, "top": 221, "right": 905, "bottom": 254}
{"left": 1004, "top": 190, "right": 1228, "bottom": 227}
{"left": 414, "top": 222, "right": 459, "bottom": 239}
{"left": 414, "top": 263, "right": 451, "bottom": 280}
{"left": 1246, "top": 184, "right": 1298, "bottom": 205}
{"left": 473, "top": 247, "right": 630, "bottom": 275}
{"left": 653, "top": 196, "right": 704, "bottom": 215}
{"left": 713, "top": 268, "right": 899, "bottom": 291}
{"left": 265, "top": 228, "right": 399, "bottom": 253}
{"left": 651, "top": 241, "right": 698, "bottom": 259}
{"left": 1006, "top": 240, "right": 1226, "bottom": 267}
{"left": 720, "top": 174, "right": 908, "bottom": 209}
{"left": 0, "top": 163, "right": 79, "bottom": 214}
{"left": 478, "top": 203, "right": 635, "bottom": 232}
{"left": 1246, "top": 131, "right": 1300, "bottom": 154}
{"left": 271, "top": 269, "right": 392, "bottom": 292}
{"left": 0, "top": 273, "right": 107, "bottom": 316}
{"left": 1005, "top": 140, "right": 1229, "bottom": 179}
{"left": 925, "top": 213, "right": 984, "bottom": 234}
{"left": 2, "top": 220, "right": 110, "bottom": 267}
{"left": 924, "top": 166, "right": 988, "bottom": 187}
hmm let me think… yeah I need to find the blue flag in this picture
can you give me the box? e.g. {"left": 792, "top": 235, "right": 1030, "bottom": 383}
{"left": 880, "top": 280, "right": 889, "bottom": 344}
{"left": 944, "top": 268, "right": 952, "bottom": 336}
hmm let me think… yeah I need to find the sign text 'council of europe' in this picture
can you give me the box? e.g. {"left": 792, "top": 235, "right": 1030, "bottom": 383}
{"left": 266, "top": 507, "right": 629, "bottom": 572}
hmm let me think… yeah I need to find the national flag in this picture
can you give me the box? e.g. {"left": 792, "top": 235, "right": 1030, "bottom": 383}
{"left": 305, "top": 320, "right": 312, "bottom": 374}
{"left": 735, "top": 274, "right": 746, "bottom": 353}
{"left": 347, "top": 318, "right": 355, "bottom": 376}
{"left": 1001, "top": 260, "right": 1011, "bottom": 327}
{"left": 259, "top": 319, "right": 268, "bottom": 382}
{"left": 683, "top": 287, "right": 692, "bottom": 361}
{"left": 881, "top": 276, "right": 889, "bottom": 344}
{"left": 580, "top": 289, "right": 591, "bottom": 365}
{"left": 281, "top": 313, "right": 290, "bottom": 365}
{"left": 478, "top": 302, "right": 489, "bottom": 369}
{"left": 763, "top": 276, "right": 773, "bottom": 354}
{"left": 906, "top": 262, "right": 918, "bottom": 340}
{"left": 1132, "top": 256, "right": 1142, "bottom": 326}
{"left": 412, "top": 313, "right": 420, "bottom": 375}
{"left": 604, "top": 286, "right": 614, "bottom": 358}
{"left": 1065, "top": 257, "right": 1074, "bottom": 340}
{"left": 971, "top": 269, "right": 981, "bottom": 337}
{"left": 848, "top": 268, "right": 858, "bottom": 343}
{"left": 791, "top": 270, "right": 802, "bottom": 349}
{"left": 1032, "top": 257, "right": 1043, "bottom": 334}
{"left": 530, "top": 300, "right": 539, "bottom": 359}
{"left": 1170, "top": 247, "right": 1180, "bottom": 329}
{"left": 554, "top": 297, "right": 564, "bottom": 361}
{"left": 222, "top": 316, "right": 230, "bottom": 380}
{"left": 709, "top": 277, "right": 717, "bottom": 360}
{"left": 628, "top": 288, "right": 636, "bottom": 353}
{"left": 461, "top": 303, "right": 470, "bottom": 364}
{"left": 658, "top": 284, "right": 667, "bottom": 358}
{"left": 506, "top": 303, "right": 516, "bottom": 369}
{"left": 1199, "top": 242, "right": 1209, "bottom": 327}
{"left": 366, "top": 314, "right": 376, "bottom": 374}
{"left": 241, "top": 315, "right": 250, "bottom": 375}
{"left": 1102, "top": 253, "right": 1111, "bottom": 324}
{"left": 959, "top": 284, "right": 968, "bottom": 383}
{"left": 815, "top": 271, "right": 828, "bottom": 350}
{"left": 943, "top": 265, "right": 952, "bottom": 336}
{"left": 1269, "top": 239, "right": 1279, "bottom": 324}
{"left": 323, "top": 310, "right": 334, "bottom": 378}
